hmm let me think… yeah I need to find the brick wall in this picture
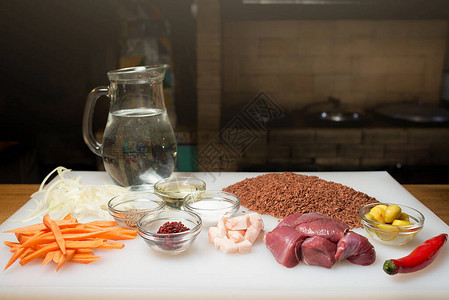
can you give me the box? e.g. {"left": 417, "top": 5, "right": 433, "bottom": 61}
{"left": 238, "top": 128, "right": 449, "bottom": 170}
{"left": 196, "top": 0, "right": 222, "bottom": 171}
{"left": 196, "top": 2, "right": 449, "bottom": 173}
{"left": 222, "top": 20, "right": 447, "bottom": 112}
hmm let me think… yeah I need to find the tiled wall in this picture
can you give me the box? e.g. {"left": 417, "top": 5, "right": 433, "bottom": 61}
{"left": 196, "top": 1, "right": 449, "bottom": 173}
{"left": 222, "top": 20, "right": 448, "bottom": 112}
{"left": 241, "top": 128, "right": 449, "bottom": 169}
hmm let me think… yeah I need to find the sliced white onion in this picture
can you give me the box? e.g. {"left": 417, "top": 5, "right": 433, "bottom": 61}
{"left": 17, "top": 166, "right": 128, "bottom": 222}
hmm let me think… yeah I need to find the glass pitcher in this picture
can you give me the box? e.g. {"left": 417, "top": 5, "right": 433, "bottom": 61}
{"left": 82, "top": 65, "right": 177, "bottom": 186}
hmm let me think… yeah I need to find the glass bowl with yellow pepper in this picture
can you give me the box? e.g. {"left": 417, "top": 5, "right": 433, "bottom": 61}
{"left": 359, "top": 203, "right": 424, "bottom": 246}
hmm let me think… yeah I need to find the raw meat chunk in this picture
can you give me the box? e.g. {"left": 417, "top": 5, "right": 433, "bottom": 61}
{"left": 237, "top": 240, "right": 253, "bottom": 254}
{"left": 244, "top": 225, "right": 261, "bottom": 244}
{"left": 301, "top": 236, "right": 337, "bottom": 269}
{"left": 208, "top": 227, "right": 220, "bottom": 244}
{"left": 210, "top": 214, "right": 264, "bottom": 254}
{"left": 277, "top": 213, "right": 303, "bottom": 228}
{"left": 335, "top": 231, "right": 376, "bottom": 266}
{"left": 265, "top": 226, "right": 306, "bottom": 268}
{"left": 213, "top": 237, "right": 223, "bottom": 249}
{"left": 248, "top": 212, "right": 264, "bottom": 230}
{"left": 225, "top": 215, "right": 250, "bottom": 231}
{"left": 214, "top": 237, "right": 239, "bottom": 254}
{"left": 227, "top": 230, "right": 245, "bottom": 243}
{"left": 293, "top": 213, "right": 349, "bottom": 243}
{"left": 217, "top": 218, "right": 227, "bottom": 237}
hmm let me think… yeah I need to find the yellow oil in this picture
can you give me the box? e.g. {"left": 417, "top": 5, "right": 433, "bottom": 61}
{"left": 157, "top": 183, "right": 204, "bottom": 209}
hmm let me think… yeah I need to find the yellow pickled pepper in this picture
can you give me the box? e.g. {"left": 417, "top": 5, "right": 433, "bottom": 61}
{"left": 384, "top": 205, "right": 402, "bottom": 223}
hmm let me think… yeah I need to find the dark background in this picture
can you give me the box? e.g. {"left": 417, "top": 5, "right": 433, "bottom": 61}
{"left": 1, "top": 0, "right": 449, "bottom": 184}
{"left": 0, "top": 0, "right": 196, "bottom": 183}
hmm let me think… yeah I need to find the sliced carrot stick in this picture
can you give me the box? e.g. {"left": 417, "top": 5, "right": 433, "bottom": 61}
{"left": 4, "top": 220, "right": 79, "bottom": 234}
{"left": 41, "top": 251, "right": 56, "bottom": 266}
{"left": 65, "top": 239, "right": 103, "bottom": 249}
{"left": 84, "top": 221, "right": 118, "bottom": 228}
{"left": 19, "top": 230, "right": 48, "bottom": 248}
{"left": 82, "top": 225, "right": 137, "bottom": 239}
{"left": 43, "top": 214, "right": 66, "bottom": 255}
{"left": 95, "top": 233, "right": 136, "bottom": 241}
{"left": 18, "top": 229, "right": 112, "bottom": 247}
{"left": 4, "top": 241, "right": 20, "bottom": 248}
{"left": 97, "top": 241, "right": 125, "bottom": 249}
{"left": 4, "top": 247, "right": 26, "bottom": 270}
{"left": 70, "top": 256, "right": 100, "bottom": 264}
{"left": 73, "top": 250, "right": 95, "bottom": 257}
{"left": 74, "top": 249, "right": 95, "bottom": 255}
{"left": 56, "top": 249, "right": 75, "bottom": 271}
{"left": 20, "top": 248, "right": 35, "bottom": 259}
{"left": 4, "top": 215, "right": 136, "bottom": 271}
{"left": 53, "top": 250, "right": 62, "bottom": 263}
{"left": 15, "top": 233, "right": 35, "bottom": 244}
{"left": 63, "top": 214, "right": 78, "bottom": 222}
{"left": 19, "top": 243, "right": 59, "bottom": 266}
{"left": 60, "top": 228, "right": 93, "bottom": 234}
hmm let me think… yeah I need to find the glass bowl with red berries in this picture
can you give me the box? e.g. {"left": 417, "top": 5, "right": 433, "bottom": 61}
{"left": 137, "top": 209, "right": 202, "bottom": 255}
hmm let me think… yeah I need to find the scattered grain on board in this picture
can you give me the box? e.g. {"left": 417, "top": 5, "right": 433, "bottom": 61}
{"left": 223, "top": 172, "right": 378, "bottom": 228}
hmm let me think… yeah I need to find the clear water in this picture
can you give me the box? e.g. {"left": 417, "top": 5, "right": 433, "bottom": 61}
{"left": 102, "top": 108, "right": 177, "bottom": 186}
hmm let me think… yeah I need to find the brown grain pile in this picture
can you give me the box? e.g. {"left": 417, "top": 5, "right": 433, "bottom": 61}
{"left": 223, "top": 172, "right": 378, "bottom": 228}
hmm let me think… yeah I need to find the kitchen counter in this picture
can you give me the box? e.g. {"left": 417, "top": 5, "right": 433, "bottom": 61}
{"left": 1, "top": 183, "right": 448, "bottom": 225}
{"left": 1, "top": 172, "right": 448, "bottom": 300}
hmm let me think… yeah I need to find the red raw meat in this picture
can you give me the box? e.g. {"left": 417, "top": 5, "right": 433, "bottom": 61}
{"left": 265, "top": 226, "right": 307, "bottom": 268}
{"left": 335, "top": 231, "right": 376, "bottom": 266}
{"left": 301, "top": 236, "right": 337, "bottom": 269}
{"left": 279, "top": 213, "right": 349, "bottom": 243}
{"left": 265, "top": 213, "right": 375, "bottom": 269}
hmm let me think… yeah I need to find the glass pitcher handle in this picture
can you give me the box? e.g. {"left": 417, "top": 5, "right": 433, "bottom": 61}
{"left": 82, "top": 86, "right": 109, "bottom": 157}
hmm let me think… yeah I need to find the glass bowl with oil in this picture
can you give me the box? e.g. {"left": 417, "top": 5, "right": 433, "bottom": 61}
{"left": 154, "top": 176, "right": 206, "bottom": 209}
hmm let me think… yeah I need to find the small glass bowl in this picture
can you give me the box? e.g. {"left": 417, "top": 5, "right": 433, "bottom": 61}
{"left": 108, "top": 192, "right": 165, "bottom": 228}
{"left": 154, "top": 176, "right": 206, "bottom": 209}
{"left": 183, "top": 190, "right": 240, "bottom": 227}
{"left": 359, "top": 203, "right": 424, "bottom": 246}
{"left": 137, "top": 210, "right": 202, "bottom": 255}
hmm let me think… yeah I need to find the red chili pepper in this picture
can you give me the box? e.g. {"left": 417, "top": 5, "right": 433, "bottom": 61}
{"left": 383, "top": 233, "right": 448, "bottom": 275}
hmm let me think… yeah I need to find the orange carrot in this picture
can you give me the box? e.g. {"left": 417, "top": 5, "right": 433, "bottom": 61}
{"left": 41, "top": 251, "right": 56, "bottom": 266}
{"left": 4, "top": 241, "right": 20, "bottom": 248}
{"left": 84, "top": 221, "right": 118, "bottom": 228}
{"left": 4, "top": 220, "right": 79, "bottom": 234}
{"left": 4, "top": 215, "right": 136, "bottom": 271}
{"left": 56, "top": 249, "right": 75, "bottom": 271}
{"left": 63, "top": 214, "right": 78, "bottom": 222}
{"left": 97, "top": 241, "right": 125, "bottom": 249}
{"left": 19, "top": 230, "right": 48, "bottom": 248}
{"left": 19, "top": 229, "right": 111, "bottom": 247}
{"left": 70, "top": 255, "right": 100, "bottom": 264}
{"left": 83, "top": 226, "right": 137, "bottom": 239}
{"left": 74, "top": 249, "right": 95, "bottom": 255}
{"left": 4, "top": 247, "right": 26, "bottom": 271}
{"left": 65, "top": 239, "right": 103, "bottom": 249}
{"left": 19, "top": 243, "right": 60, "bottom": 266}
{"left": 43, "top": 214, "right": 66, "bottom": 255}
{"left": 52, "top": 250, "right": 62, "bottom": 263}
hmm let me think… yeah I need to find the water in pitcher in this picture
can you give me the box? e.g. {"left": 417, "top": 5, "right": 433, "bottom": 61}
{"left": 102, "top": 107, "right": 177, "bottom": 186}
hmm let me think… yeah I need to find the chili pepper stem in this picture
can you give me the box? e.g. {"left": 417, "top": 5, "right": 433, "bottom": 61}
{"left": 383, "top": 260, "right": 399, "bottom": 275}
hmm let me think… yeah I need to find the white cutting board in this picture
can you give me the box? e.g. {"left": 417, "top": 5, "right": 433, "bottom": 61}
{"left": 1, "top": 171, "right": 448, "bottom": 300}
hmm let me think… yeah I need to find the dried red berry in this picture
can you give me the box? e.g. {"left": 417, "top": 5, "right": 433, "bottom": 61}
{"left": 157, "top": 221, "right": 190, "bottom": 234}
